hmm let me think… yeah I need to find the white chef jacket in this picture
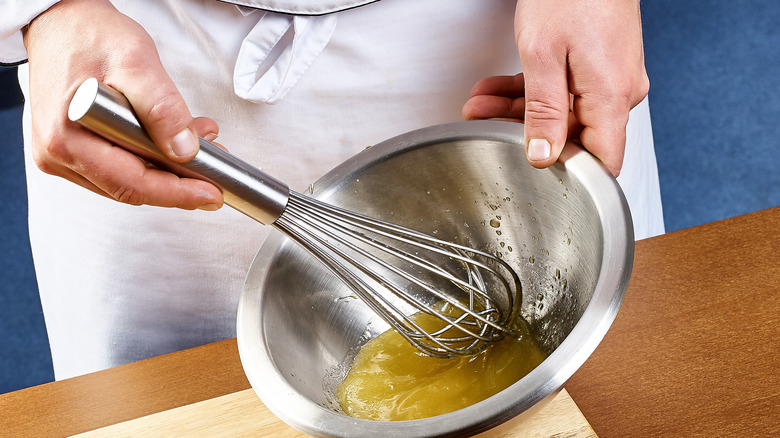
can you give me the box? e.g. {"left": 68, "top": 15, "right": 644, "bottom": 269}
{"left": 2, "top": 0, "right": 664, "bottom": 380}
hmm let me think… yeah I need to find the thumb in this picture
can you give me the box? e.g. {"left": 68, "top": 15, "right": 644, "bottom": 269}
{"left": 521, "top": 66, "right": 570, "bottom": 170}
{"left": 110, "top": 44, "right": 212, "bottom": 163}
{"left": 125, "top": 80, "right": 201, "bottom": 163}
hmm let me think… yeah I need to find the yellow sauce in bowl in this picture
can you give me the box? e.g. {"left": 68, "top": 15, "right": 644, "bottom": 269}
{"left": 337, "top": 313, "right": 546, "bottom": 421}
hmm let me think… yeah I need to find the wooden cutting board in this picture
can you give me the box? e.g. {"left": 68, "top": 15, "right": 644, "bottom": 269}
{"left": 73, "top": 388, "right": 595, "bottom": 437}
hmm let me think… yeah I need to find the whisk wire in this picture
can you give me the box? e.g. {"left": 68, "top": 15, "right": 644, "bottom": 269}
{"left": 274, "top": 192, "right": 521, "bottom": 357}
{"left": 275, "top": 214, "right": 473, "bottom": 356}
{"left": 289, "top": 194, "right": 516, "bottom": 322}
{"left": 283, "top": 194, "right": 507, "bottom": 329}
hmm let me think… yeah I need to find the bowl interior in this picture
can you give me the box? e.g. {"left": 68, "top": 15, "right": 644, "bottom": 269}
{"left": 237, "top": 120, "right": 633, "bottom": 437}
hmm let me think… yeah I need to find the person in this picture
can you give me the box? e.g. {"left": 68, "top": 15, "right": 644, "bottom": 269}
{"left": 0, "top": 0, "right": 664, "bottom": 380}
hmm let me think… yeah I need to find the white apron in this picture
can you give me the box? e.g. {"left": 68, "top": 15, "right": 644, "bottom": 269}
{"left": 15, "top": 0, "right": 664, "bottom": 379}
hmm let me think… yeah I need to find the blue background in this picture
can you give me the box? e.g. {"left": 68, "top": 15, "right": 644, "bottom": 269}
{"left": 1, "top": 0, "right": 778, "bottom": 393}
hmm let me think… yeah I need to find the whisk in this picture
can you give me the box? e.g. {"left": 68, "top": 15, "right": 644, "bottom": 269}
{"left": 68, "top": 78, "right": 521, "bottom": 357}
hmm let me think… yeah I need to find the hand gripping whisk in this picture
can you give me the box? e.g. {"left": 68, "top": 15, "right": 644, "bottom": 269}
{"left": 68, "top": 78, "right": 521, "bottom": 357}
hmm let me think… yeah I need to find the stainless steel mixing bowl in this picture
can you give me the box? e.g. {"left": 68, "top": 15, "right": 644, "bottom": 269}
{"left": 237, "top": 120, "right": 633, "bottom": 437}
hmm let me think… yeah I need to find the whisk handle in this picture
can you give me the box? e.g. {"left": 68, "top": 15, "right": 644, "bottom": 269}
{"left": 67, "top": 78, "right": 289, "bottom": 225}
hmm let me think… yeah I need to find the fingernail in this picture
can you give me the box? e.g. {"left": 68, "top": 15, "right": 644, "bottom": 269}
{"left": 197, "top": 203, "right": 221, "bottom": 211}
{"left": 527, "top": 138, "right": 551, "bottom": 161}
{"left": 171, "top": 129, "right": 198, "bottom": 158}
